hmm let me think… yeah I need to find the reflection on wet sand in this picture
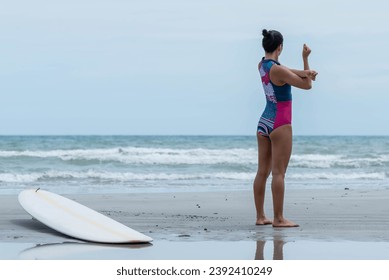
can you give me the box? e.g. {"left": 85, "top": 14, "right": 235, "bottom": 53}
{"left": 255, "top": 237, "right": 286, "bottom": 260}
{"left": 19, "top": 242, "right": 152, "bottom": 260}
{"left": 4, "top": 238, "right": 389, "bottom": 260}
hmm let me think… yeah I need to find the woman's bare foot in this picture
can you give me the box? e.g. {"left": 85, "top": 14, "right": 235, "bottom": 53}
{"left": 256, "top": 217, "right": 273, "bottom": 226}
{"left": 272, "top": 218, "right": 299, "bottom": 227}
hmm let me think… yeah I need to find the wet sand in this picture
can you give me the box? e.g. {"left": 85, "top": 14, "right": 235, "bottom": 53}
{"left": 1, "top": 188, "right": 389, "bottom": 259}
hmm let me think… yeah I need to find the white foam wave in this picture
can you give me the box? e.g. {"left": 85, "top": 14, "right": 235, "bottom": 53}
{"left": 290, "top": 154, "right": 341, "bottom": 168}
{"left": 288, "top": 172, "right": 386, "bottom": 180}
{"left": 1, "top": 148, "right": 389, "bottom": 169}
{"left": 0, "top": 148, "right": 256, "bottom": 165}
{"left": 290, "top": 154, "right": 389, "bottom": 168}
{"left": 1, "top": 169, "right": 385, "bottom": 184}
{"left": 0, "top": 171, "right": 256, "bottom": 183}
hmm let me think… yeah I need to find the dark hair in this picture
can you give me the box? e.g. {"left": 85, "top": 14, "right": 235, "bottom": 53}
{"left": 262, "top": 29, "right": 283, "bottom": 53}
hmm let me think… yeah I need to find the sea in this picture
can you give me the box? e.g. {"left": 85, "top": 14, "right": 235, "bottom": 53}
{"left": 0, "top": 135, "right": 388, "bottom": 195}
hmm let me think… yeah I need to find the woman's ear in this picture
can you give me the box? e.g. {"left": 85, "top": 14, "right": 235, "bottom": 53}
{"left": 278, "top": 44, "right": 283, "bottom": 55}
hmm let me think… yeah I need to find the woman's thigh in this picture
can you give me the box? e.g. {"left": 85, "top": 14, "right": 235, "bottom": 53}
{"left": 257, "top": 133, "right": 272, "bottom": 175}
{"left": 269, "top": 125, "right": 292, "bottom": 174}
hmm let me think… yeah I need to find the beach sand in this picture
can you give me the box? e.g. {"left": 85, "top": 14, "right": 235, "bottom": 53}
{"left": 1, "top": 188, "right": 389, "bottom": 259}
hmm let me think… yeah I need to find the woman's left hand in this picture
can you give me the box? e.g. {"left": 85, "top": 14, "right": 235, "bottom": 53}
{"left": 302, "top": 44, "right": 311, "bottom": 59}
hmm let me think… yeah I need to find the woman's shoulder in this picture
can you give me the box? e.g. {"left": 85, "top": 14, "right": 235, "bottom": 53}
{"left": 270, "top": 63, "right": 290, "bottom": 74}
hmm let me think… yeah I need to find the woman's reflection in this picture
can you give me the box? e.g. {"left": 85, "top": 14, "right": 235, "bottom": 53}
{"left": 255, "top": 237, "right": 286, "bottom": 260}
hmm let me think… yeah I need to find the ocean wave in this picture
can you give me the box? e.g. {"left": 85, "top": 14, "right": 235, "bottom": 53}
{"left": 0, "top": 170, "right": 256, "bottom": 183}
{"left": 1, "top": 148, "right": 389, "bottom": 169}
{"left": 1, "top": 169, "right": 386, "bottom": 184}
{"left": 0, "top": 147, "right": 256, "bottom": 165}
{"left": 288, "top": 172, "right": 386, "bottom": 180}
{"left": 290, "top": 154, "right": 341, "bottom": 168}
{"left": 290, "top": 154, "right": 389, "bottom": 168}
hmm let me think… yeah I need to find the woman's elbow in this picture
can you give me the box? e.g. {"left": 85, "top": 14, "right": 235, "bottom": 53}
{"left": 303, "top": 81, "right": 312, "bottom": 90}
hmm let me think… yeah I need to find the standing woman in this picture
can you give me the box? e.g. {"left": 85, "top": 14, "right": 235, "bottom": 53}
{"left": 253, "top": 29, "right": 317, "bottom": 227}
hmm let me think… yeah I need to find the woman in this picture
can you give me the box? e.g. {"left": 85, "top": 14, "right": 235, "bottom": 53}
{"left": 254, "top": 29, "right": 317, "bottom": 227}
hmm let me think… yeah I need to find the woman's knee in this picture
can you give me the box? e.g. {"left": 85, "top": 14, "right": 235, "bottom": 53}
{"left": 271, "top": 169, "right": 286, "bottom": 179}
{"left": 257, "top": 168, "right": 271, "bottom": 179}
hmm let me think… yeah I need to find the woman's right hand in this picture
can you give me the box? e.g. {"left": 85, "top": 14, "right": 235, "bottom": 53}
{"left": 304, "top": 69, "right": 318, "bottom": 81}
{"left": 298, "top": 69, "right": 318, "bottom": 81}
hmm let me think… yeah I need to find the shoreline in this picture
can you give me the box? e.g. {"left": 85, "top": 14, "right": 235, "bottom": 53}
{"left": 1, "top": 188, "right": 389, "bottom": 259}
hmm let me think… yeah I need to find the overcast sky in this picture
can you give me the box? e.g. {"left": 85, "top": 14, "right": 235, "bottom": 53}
{"left": 1, "top": 0, "right": 389, "bottom": 135}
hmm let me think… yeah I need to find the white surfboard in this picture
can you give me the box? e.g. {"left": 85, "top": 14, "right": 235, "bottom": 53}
{"left": 18, "top": 189, "right": 153, "bottom": 244}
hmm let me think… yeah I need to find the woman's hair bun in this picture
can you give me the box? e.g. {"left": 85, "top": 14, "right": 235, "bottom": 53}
{"left": 261, "top": 28, "right": 283, "bottom": 53}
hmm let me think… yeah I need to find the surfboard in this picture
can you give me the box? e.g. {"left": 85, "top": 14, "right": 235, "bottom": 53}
{"left": 18, "top": 189, "right": 153, "bottom": 243}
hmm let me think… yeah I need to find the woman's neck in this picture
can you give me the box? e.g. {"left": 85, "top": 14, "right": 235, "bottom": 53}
{"left": 264, "top": 52, "right": 279, "bottom": 61}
